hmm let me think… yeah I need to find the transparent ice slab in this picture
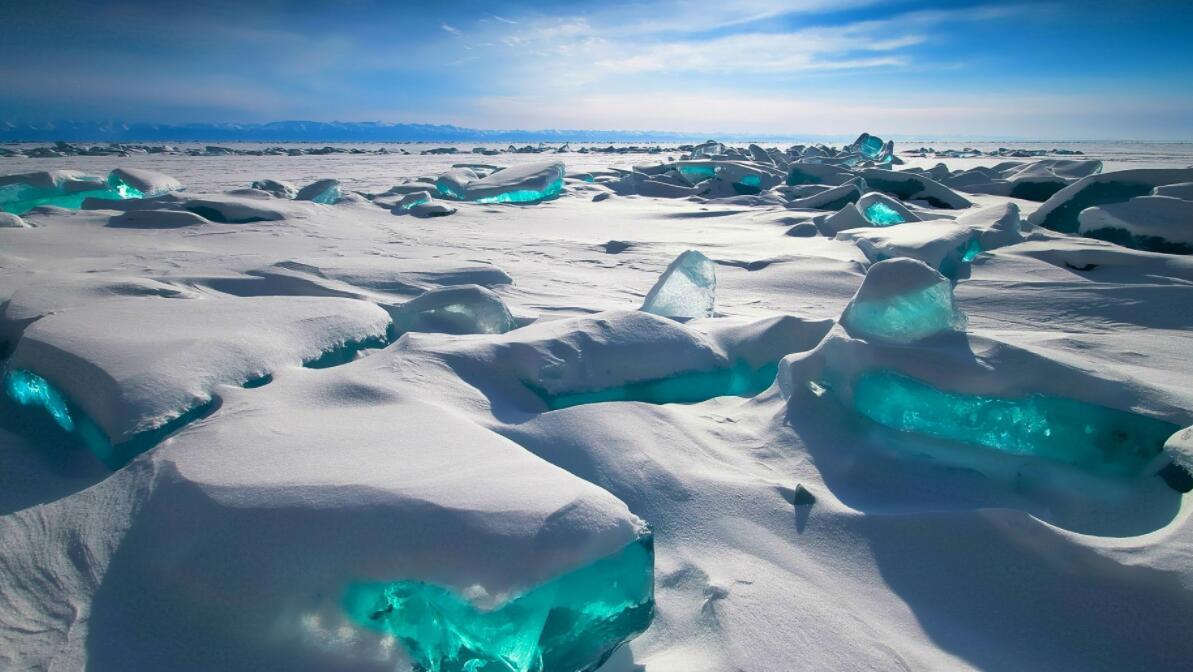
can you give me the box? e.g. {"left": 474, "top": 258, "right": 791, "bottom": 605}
{"left": 853, "top": 369, "right": 1180, "bottom": 478}
{"left": 344, "top": 533, "right": 654, "bottom": 672}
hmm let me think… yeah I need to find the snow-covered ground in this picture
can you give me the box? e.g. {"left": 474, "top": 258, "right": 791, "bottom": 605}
{"left": 2, "top": 140, "right": 1192, "bottom": 671}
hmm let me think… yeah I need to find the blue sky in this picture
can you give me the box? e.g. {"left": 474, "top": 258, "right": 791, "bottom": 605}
{"left": 2, "top": 0, "right": 1191, "bottom": 139}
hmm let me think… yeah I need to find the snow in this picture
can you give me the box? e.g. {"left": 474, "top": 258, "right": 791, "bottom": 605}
{"left": 1078, "top": 195, "right": 1193, "bottom": 253}
{"left": 3, "top": 142, "right": 1193, "bottom": 671}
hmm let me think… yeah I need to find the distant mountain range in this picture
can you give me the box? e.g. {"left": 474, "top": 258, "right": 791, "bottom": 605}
{"left": 0, "top": 120, "right": 833, "bottom": 144}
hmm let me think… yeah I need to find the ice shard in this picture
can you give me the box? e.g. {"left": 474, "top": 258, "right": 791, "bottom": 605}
{"left": 295, "top": 178, "right": 343, "bottom": 204}
{"left": 853, "top": 369, "right": 1179, "bottom": 478}
{"left": 391, "top": 285, "right": 516, "bottom": 335}
{"left": 841, "top": 258, "right": 966, "bottom": 344}
{"left": 345, "top": 532, "right": 654, "bottom": 672}
{"left": 641, "top": 250, "right": 716, "bottom": 319}
{"left": 863, "top": 201, "right": 905, "bottom": 226}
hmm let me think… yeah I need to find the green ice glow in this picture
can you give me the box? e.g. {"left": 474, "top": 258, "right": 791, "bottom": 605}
{"left": 541, "top": 361, "right": 779, "bottom": 410}
{"left": 862, "top": 201, "right": 906, "bottom": 226}
{"left": 3, "top": 367, "right": 216, "bottom": 469}
{"left": 853, "top": 370, "right": 1180, "bottom": 477}
{"left": 858, "top": 136, "right": 884, "bottom": 159}
{"left": 345, "top": 534, "right": 654, "bottom": 672}
{"left": 471, "top": 179, "right": 564, "bottom": 204}
{"left": 677, "top": 165, "right": 716, "bottom": 184}
{"left": 842, "top": 279, "right": 965, "bottom": 344}
{"left": 4, "top": 369, "right": 74, "bottom": 431}
{"left": 959, "top": 238, "right": 983, "bottom": 262}
{"left": 0, "top": 174, "right": 143, "bottom": 215}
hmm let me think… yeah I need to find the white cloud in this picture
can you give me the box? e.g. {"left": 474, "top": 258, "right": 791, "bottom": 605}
{"left": 441, "top": 23, "right": 461, "bottom": 35}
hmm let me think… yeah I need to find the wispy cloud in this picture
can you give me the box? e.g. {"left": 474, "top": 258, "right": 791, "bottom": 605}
{"left": 441, "top": 23, "right": 461, "bottom": 35}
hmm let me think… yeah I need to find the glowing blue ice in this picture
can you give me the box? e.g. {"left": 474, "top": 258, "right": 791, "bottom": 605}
{"left": 0, "top": 173, "right": 143, "bottom": 215}
{"left": 4, "top": 369, "right": 74, "bottom": 431}
{"left": 472, "top": 179, "right": 563, "bottom": 204}
{"left": 345, "top": 534, "right": 654, "bottom": 672}
{"left": 853, "top": 369, "right": 1180, "bottom": 477}
{"left": 863, "top": 201, "right": 906, "bottom": 226}
{"left": 677, "top": 165, "right": 716, "bottom": 184}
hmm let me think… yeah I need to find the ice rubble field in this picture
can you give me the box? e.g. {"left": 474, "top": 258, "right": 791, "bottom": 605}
{"left": 2, "top": 137, "right": 1193, "bottom": 671}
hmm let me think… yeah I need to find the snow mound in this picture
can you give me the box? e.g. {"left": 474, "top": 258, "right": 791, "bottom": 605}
{"left": 785, "top": 182, "right": 862, "bottom": 210}
{"left": 0, "top": 368, "right": 647, "bottom": 669}
{"left": 859, "top": 168, "right": 972, "bottom": 209}
{"left": 7, "top": 295, "right": 392, "bottom": 458}
{"left": 250, "top": 178, "right": 298, "bottom": 198}
{"left": 109, "top": 168, "right": 183, "bottom": 196}
{"left": 0, "top": 212, "right": 30, "bottom": 228}
{"left": 107, "top": 209, "right": 209, "bottom": 228}
{"left": 181, "top": 194, "right": 289, "bottom": 223}
{"left": 1078, "top": 196, "right": 1193, "bottom": 254}
{"left": 1028, "top": 168, "right": 1193, "bottom": 233}
{"left": 392, "top": 285, "right": 516, "bottom": 336}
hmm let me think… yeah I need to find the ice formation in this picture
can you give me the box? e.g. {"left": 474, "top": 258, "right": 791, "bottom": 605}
{"left": 785, "top": 182, "right": 862, "bottom": 211}
{"left": 107, "top": 209, "right": 210, "bottom": 228}
{"left": 6, "top": 296, "right": 392, "bottom": 464}
{"left": 1028, "top": 168, "right": 1193, "bottom": 234}
{"left": 837, "top": 221, "right": 985, "bottom": 279}
{"left": 641, "top": 250, "right": 716, "bottom": 319}
{"left": 346, "top": 533, "right": 653, "bottom": 672}
{"left": 841, "top": 258, "right": 967, "bottom": 343}
{"left": 1077, "top": 196, "right": 1193, "bottom": 254}
{"left": 392, "top": 190, "right": 457, "bottom": 217}
{"left": 858, "top": 168, "right": 972, "bottom": 209}
{"left": 109, "top": 168, "right": 182, "bottom": 196}
{"left": 820, "top": 192, "right": 920, "bottom": 235}
{"left": 846, "top": 132, "right": 894, "bottom": 164}
{"left": 250, "top": 178, "right": 298, "bottom": 198}
{"left": 0, "top": 212, "right": 30, "bottom": 227}
{"left": 295, "top": 178, "right": 343, "bottom": 204}
{"left": 853, "top": 369, "right": 1179, "bottom": 478}
{"left": 541, "top": 360, "right": 779, "bottom": 409}
{"left": 0, "top": 170, "right": 145, "bottom": 214}
{"left": 391, "top": 285, "right": 516, "bottom": 335}
{"left": 437, "top": 161, "right": 566, "bottom": 203}
{"left": 181, "top": 194, "right": 288, "bottom": 222}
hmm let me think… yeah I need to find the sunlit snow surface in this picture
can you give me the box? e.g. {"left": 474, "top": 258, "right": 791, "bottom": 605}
{"left": 2, "top": 140, "right": 1193, "bottom": 672}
